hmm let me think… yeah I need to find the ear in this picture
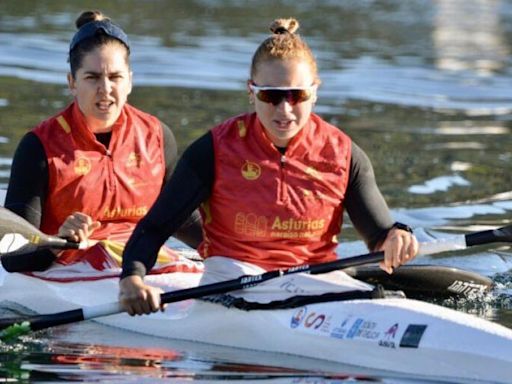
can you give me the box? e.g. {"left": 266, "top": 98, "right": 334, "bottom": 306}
{"left": 311, "top": 84, "right": 319, "bottom": 104}
{"left": 127, "top": 71, "right": 133, "bottom": 96}
{"left": 246, "top": 80, "right": 255, "bottom": 104}
{"left": 67, "top": 73, "right": 77, "bottom": 96}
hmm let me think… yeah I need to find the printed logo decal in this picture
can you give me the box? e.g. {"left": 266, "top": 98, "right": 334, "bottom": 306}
{"left": 241, "top": 161, "right": 261, "bottom": 180}
{"left": 290, "top": 307, "right": 307, "bottom": 329}
{"left": 234, "top": 212, "right": 267, "bottom": 236}
{"left": 330, "top": 316, "right": 356, "bottom": 339}
{"left": 346, "top": 318, "right": 364, "bottom": 339}
{"left": 103, "top": 206, "right": 148, "bottom": 219}
{"left": 447, "top": 280, "right": 487, "bottom": 296}
{"left": 378, "top": 323, "right": 399, "bottom": 348}
{"left": 304, "top": 312, "right": 326, "bottom": 329}
{"left": 74, "top": 156, "right": 91, "bottom": 175}
{"left": 399, "top": 324, "right": 427, "bottom": 348}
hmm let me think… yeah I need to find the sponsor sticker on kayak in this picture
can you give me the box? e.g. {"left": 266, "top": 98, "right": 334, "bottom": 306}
{"left": 399, "top": 324, "right": 428, "bottom": 348}
{"left": 289, "top": 306, "right": 332, "bottom": 333}
{"left": 288, "top": 308, "right": 427, "bottom": 348}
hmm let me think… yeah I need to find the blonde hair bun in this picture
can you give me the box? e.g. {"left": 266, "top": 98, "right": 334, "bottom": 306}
{"left": 270, "top": 18, "right": 299, "bottom": 34}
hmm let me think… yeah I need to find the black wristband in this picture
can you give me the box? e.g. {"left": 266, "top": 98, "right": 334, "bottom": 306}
{"left": 391, "top": 222, "right": 414, "bottom": 233}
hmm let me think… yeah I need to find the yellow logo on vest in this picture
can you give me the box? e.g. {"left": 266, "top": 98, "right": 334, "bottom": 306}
{"left": 237, "top": 120, "right": 247, "bottom": 138}
{"left": 103, "top": 205, "right": 148, "bottom": 219}
{"left": 270, "top": 217, "right": 325, "bottom": 239}
{"left": 232, "top": 213, "right": 326, "bottom": 239}
{"left": 234, "top": 212, "right": 267, "bottom": 236}
{"left": 241, "top": 161, "right": 261, "bottom": 180}
{"left": 126, "top": 152, "right": 141, "bottom": 168}
{"left": 74, "top": 156, "right": 91, "bottom": 175}
{"left": 305, "top": 166, "right": 322, "bottom": 180}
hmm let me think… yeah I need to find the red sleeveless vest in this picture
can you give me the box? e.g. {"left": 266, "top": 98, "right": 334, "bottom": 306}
{"left": 33, "top": 102, "right": 166, "bottom": 264}
{"left": 199, "top": 112, "right": 351, "bottom": 270}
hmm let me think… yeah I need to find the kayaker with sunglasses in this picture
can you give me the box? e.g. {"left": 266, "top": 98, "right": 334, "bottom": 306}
{"left": 3, "top": 11, "right": 202, "bottom": 273}
{"left": 119, "top": 18, "right": 418, "bottom": 315}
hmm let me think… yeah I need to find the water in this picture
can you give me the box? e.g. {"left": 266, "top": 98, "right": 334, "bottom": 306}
{"left": 0, "top": 0, "right": 511, "bottom": 382}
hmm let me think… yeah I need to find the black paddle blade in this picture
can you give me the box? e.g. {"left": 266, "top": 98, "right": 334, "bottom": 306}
{"left": 344, "top": 265, "right": 493, "bottom": 299}
{"left": 0, "top": 207, "right": 81, "bottom": 255}
{"left": 0, "top": 308, "right": 85, "bottom": 340}
{"left": 466, "top": 224, "right": 512, "bottom": 247}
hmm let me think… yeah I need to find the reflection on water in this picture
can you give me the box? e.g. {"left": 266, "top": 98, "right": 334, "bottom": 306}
{"left": 0, "top": 320, "right": 422, "bottom": 383}
{"left": 1, "top": 0, "right": 512, "bottom": 382}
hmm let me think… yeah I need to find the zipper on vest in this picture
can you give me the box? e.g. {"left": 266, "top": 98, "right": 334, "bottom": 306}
{"left": 279, "top": 155, "right": 287, "bottom": 202}
{"left": 104, "top": 148, "right": 115, "bottom": 192}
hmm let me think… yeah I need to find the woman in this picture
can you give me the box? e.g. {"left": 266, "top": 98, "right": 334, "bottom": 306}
{"left": 3, "top": 11, "right": 202, "bottom": 272}
{"left": 119, "top": 18, "right": 418, "bottom": 315}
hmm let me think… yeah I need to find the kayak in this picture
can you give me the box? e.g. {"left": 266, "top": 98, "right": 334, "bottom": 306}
{"left": 1, "top": 263, "right": 511, "bottom": 384}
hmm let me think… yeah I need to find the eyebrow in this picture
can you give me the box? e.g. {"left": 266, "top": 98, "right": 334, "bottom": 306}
{"left": 82, "top": 70, "right": 125, "bottom": 76}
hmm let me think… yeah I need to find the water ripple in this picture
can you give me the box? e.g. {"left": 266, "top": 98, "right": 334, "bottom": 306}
{"left": 2, "top": 33, "right": 512, "bottom": 114}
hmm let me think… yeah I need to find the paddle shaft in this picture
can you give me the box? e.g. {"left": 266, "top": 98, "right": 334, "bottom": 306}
{"left": 0, "top": 251, "right": 384, "bottom": 333}
{"left": 160, "top": 251, "right": 384, "bottom": 304}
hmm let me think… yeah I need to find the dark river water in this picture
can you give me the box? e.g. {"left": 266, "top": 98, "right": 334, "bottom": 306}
{"left": 0, "top": 0, "right": 511, "bottom": 382}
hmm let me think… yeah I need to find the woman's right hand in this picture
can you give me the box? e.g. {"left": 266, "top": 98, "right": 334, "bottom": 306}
{"left": 58, "top": 212, "right": 101, "bottom": 243}
{"left": 119, "top": 275, "right": 164, "bottom": 316}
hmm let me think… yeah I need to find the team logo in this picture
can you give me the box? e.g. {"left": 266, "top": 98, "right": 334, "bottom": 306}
{"left": 241, "top": 161, "right": 261, "bottom": 180}
{"left": 74, "top": 156, "right": 91, "bottom": 175}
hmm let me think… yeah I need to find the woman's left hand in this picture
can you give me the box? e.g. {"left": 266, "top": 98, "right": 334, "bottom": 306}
{"left": 379, "top": 227, "right": 419, "bottom": 274}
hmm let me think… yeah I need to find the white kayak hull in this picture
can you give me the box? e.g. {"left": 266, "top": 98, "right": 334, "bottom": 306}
{"left": 2, "top": 270, "right": 512, "bottom": 384}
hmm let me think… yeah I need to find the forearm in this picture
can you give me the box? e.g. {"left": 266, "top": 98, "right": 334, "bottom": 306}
{"left": 344, "top": 143, "right": 394, "bottom": 250}
{"left": 4, "top": 133, "right": 48, "bottom": 227}
{"left": 2, "top": 133, "right": 56, "bottom": 271}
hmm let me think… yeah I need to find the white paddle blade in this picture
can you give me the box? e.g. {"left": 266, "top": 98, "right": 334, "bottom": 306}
{"left": 0, "top": 233, "right": 30, "bottom": 254}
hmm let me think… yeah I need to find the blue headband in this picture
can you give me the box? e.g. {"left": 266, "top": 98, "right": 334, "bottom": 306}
{"left": 69, "top": 20, "right": 130, "bottom": 53}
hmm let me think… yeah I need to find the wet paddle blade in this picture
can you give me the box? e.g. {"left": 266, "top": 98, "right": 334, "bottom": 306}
{"left": 344, "top": 264, "right": 493, "bottom": 299}
{"left": 0, "top": 207, "right": 84, "bottom": 255}
{"left": 466, "top": 224, "right": 512, "bottom": 247}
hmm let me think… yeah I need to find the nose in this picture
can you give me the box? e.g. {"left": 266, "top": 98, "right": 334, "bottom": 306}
{"left": 98, "top": 76, "right": 113, "bottom": 94}
{"left": 276, "top": 98, "right": 294, "bottom": 112}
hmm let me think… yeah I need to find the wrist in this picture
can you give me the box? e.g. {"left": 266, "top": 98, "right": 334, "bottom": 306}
{"left": 391, "top": 222, "right": 413, "bottom": 233}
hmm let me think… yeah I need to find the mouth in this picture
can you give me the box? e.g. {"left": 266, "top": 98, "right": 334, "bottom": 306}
{"left": 96, "top": 100, "right": 114, "bottom": 112}
{"left": 273, "top": 119, "right": 294, "bottom": 130}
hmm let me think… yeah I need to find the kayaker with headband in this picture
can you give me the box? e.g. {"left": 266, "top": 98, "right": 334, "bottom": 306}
{"left": 119, "top": 18, "right": 418, "bottom": 315}
{"left": 3, "top": 10, "right": 202, "bottom": 272}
